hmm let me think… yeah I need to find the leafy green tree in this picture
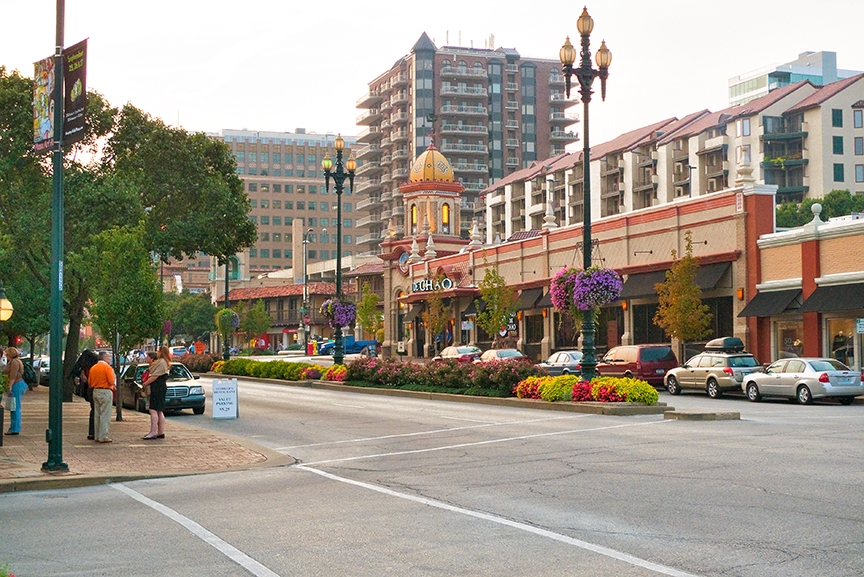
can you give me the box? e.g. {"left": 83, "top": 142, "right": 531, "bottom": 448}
{"left": 164, "top": 291, "right": 217, "bottom": 343}
{"left": 0, "top": 69, "right": 256, "bottom": 399}
{"left": 776, "top": 189, "right": 864, "bottom": 228}
{"left": 421, "top": 276, "right": 449, "bottom": 352}
{"left": 238, "top": 300, "right": 272, "bottom": 344}
{"left": 475, "top": 264, "right": 515, "bottom": 346}
{"left": 356, "top": 281, "right": 383, "bottom": 340}
{"left": 653, "top": 231, "right": 712, "bottom": 360}
{"left": 216, "top": 308, "right": 239, "bottom": 358}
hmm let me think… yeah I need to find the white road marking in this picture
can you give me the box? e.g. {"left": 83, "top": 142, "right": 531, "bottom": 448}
{"left": 275, "top": 414, "right": 589, "bottom": 450}
{"left": 112, "top": 483, "right": 280, "bottom": 577}
{"left": 299, "top": 418, "right": 670, "bottom": 466}
{"left": 296, "top": 465, "right": 700, "bottom": 577}
{"left": 332, "top": 403, "right": 365, "bottom": 409}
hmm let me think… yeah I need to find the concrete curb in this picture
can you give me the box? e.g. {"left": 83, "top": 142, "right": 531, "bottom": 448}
{"left": 664, "top": 411, "right": 741, "bottom": 421}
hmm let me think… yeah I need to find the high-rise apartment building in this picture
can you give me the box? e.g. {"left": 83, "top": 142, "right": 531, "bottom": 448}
{"left": 216, "top": 129, "right": 365, "bottom": 271}
{"left": 729, "top": 51, "right": 862, "bottom": 107}
{"left": 354, "top": 33, "right": 578, "bottom": 250}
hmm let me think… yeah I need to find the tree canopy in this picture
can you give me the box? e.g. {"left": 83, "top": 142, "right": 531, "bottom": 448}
{"left": 776, "top": 189, "right": 864, "bottom": 228}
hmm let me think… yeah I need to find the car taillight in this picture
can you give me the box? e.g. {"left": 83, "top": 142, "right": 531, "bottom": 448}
{"left": 818, "top": 372, "right": 830, "bottom": 383}
{"left": 458, "top": 355, "right": 472, "bottom": 362}
{"left": 636, "top": 361, "right": 642, "bottom": 371}
{"left": 723, "top": 367, "right": 734, "bottom": 375}
{"left": 861, "top": 372, "right": 864, "bottom": 383}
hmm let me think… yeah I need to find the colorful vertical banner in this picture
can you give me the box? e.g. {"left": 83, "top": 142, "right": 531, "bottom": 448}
{"left": 33, "top": 55, "right": 56, "bottom": 153}
{"left": 63, "top": 39, "right": 87, "bottom": 145}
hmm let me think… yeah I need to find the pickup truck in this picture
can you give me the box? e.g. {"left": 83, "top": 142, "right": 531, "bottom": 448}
{"left": 318, "top": 336, "right": 379, "bottom": 356}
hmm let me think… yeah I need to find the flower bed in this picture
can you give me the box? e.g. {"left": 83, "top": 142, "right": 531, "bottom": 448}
{"left": 515, "top": 375, "right": 659, "bottom": 405}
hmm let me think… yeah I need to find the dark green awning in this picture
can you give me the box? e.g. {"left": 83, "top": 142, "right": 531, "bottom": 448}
{"left": 800, "top": 283, "right": 864, "bottom": 313}
{"left": 737, "top": 289, "right": 802, "bottom": 317}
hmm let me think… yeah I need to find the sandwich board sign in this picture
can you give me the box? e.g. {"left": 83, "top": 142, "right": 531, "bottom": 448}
{"left": 212, "top": 378, "right": 238, "bottom": 419}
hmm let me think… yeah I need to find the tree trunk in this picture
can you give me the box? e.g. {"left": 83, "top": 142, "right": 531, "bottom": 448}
{"left": 61, "top": 288, "right": 88, "bottom": 402}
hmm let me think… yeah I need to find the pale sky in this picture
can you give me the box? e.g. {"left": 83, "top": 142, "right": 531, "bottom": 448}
{"left": 2, "top": 1, "right": 862, "bottom": 147}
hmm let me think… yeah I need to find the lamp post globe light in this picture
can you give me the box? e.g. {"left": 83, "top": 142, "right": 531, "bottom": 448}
{"left": 559, "top": 6, "right": 611, "bottom": 382}
{"left": 301, "top": 227, "right": 314, "bottom": 348}
{"left": 321, "top": 135, "right": 356, "bottom": 366}
{"left": 0, "top": 282, "right": 13, "bottom": 323}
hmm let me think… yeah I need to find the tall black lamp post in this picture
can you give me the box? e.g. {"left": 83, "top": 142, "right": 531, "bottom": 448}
{"left": 559, "top": 6, "right": 612, "bottom": 381}
{"left": 321, "top": 135, "right": 356, "bottom": 366}
{"left": 301, "top": 227, "right": 314, "bottom": 349}
{"left": 222, "top": 257, "right": 231, "bottom": 361}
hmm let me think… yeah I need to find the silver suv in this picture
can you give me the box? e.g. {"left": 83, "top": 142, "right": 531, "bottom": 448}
{"left": 664, "top": 337, "right": 762, "bottom": 398}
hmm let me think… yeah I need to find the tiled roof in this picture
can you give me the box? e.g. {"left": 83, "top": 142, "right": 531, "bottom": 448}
{"left": 784, "top": 74, "right": 864, "bottom": 115}
{"left": 732, "top": 80, "right": 812, "bottom": 117}
{"left": 656, "top": 110, "right": 712, "bottom": 145}
{"left": 589, "top": 117, "right": 678, "bottom": 159}
{"left": 227, "top": 282, "right": 335, "bottom": 301}
{"left": 506, "top": 229, "right": 542, "bottom": 242}
{"left": 344, "top": 262, "right": 386, "bottom": 277}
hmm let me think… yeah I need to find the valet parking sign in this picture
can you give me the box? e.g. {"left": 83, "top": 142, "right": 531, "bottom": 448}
{"left": 212, "top": 378, "right": 238, "bottom": 419}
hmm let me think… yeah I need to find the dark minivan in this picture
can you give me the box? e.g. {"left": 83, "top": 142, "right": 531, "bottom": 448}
{"left": 597, "top": 344, "right": 679, "bottom": 386}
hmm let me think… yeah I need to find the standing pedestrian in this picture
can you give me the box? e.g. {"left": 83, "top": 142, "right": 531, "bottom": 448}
{"left": 88, "top": 351, "right": 116, "bottom": 443}
{"left": 3, "top": 347, "right": 26, "bottom": 436}
{"left": 142, "top": 346, "right": 171, "bottom": 440}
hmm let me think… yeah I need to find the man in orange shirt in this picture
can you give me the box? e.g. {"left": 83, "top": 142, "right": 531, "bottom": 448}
{"left": 88, "top": 352, "right": 116, "bottom": 443}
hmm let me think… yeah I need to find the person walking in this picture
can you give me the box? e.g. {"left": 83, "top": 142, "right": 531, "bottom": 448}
{"left": 143, "top": 346, "right": 171, "bottom": 440}
{"left": 3, "top": 347, "right": 27, "bottom": 436}
{"left": 88, "top": 351, "right": 116, "bottom": 443}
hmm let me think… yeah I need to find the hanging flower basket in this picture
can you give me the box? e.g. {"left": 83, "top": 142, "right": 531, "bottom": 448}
{"left": 320, "top": 298, "right": 357, "bottom": 329}
{"left": 573, "top": 266, "right": 623, "bottom": 310}
{"left": 550, "top": 267, "right": 579, "bottom": 313}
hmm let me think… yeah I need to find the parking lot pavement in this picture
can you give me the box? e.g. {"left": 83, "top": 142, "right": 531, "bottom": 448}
{"left": 0, "top": 385, "right": 292, "bottom": 493}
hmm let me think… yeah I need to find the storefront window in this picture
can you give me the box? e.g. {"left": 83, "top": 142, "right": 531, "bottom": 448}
{"left": 776, "top": 320, "right": 804, "bottom": 359}
{"left": 827, "top": 318, "right": 855, "bottom": 367}
{"left": 554, "top": 312, "right": 580, "bottom": 348}
{"left": 633, "top": 303, "right": 667, "bottom": 344}
{"left": 525, "top": 315, "right": 544, "bottom": 343}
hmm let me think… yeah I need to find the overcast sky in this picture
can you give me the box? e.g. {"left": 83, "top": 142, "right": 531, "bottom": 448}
{"left": 2, "top": 1, "right": 862, "bottom": 147}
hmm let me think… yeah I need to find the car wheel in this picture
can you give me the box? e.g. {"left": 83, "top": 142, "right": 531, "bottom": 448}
{"left": 624, "top": 371, "right": 633, "bottom": 379}
{"left": 706, "top": 378, "right": 722, "bottom": 399}
{"left": 328, "top": 349, "right": 335, "bottom": 356}
{"left": 839, "top": 396, "right": 855, "bottom": 405}
{"left": 666, "top": 376, "right": 681, "bottom": 395}
{"left": 193, "top": 406, "right": 205, "bottom": 415}
{"left": 796, "top": 385, "right": 813, "bottom": 405}
{"left": 746, "top": 382, "right": 761, "bottom": 402}
{"left": 136, "top": 395, "right": 148, "bottom": 413}
{"left": 562, "top": 369, "right": 570, "bottom": 375}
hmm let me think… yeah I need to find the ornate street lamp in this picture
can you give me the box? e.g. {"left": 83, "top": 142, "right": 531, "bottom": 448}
{"left": 301, "top": 227, "right": 314, "bottom": 349}
{"left": 321, "top": 135, "right": 356, "bottom": 366}
{"left": 0, "top": 282, "right": 13, "bottom": 323}
{"left": 559, "top": 6, "right": 612, "bottom": 381}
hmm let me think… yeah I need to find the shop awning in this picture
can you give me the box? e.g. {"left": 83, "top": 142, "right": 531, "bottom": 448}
{"left": 535, "top": 291, "right": 553, "bottom": 308}
{"left": 404, "top": 305, "right": 423, "bottom": 322}
{"left": 513, "top": 288, "right": 544, "bottom": 311}
{"left": 462, "top": 298, "right": 485, "bottom": 317}
{"left": 621, "top": 262, "right": 731, "bottom": 300}
{"left": 620, "top": 270, "right": 667, "bottom": 299}
{"left": 800, "top": 283, "right": 864, "bottom": 313}
{"left": 737, "top": 289, "right": 802, "bottom": 317}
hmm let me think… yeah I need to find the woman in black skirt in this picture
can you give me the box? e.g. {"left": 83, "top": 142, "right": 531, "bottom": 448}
{"left": 142, "top": 346, "right": 171, "bottom": 440}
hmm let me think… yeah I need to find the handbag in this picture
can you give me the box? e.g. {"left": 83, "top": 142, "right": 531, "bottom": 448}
{"left": 6, "top": 394, "right": 16, "bottom": 412}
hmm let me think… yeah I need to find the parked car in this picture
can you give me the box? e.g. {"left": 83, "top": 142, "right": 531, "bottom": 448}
{"left": 474, "top": 348, "right": 526, "bottom": 363}
{"left": 319, "top": 336, "right": 379, "bottom": 356}
{"left": 664, "top": 337, "right": 762, "bottom": 398}
{"left": 118, "top": 362, "right": 205, "bottom": 414}
{"left": 597, "top": 344, "right": 678, "bottom": 386}
{"left": 537, "top": 351, "right": 583, "bottom": 376}
{"left": 432, "top": 345, "right": 482, "bottom": 363}
{"left": 741, "top": 357, "right": 864, "bottom": 404}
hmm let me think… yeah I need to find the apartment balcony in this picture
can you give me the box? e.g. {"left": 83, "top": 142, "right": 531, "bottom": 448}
{"left": 441, "top": 86, "right": 487, "bottom": 97}
{"left": 511, "top": 207, "right": 526, "bottom": 220}
{"left": 379, "top": 98, "right": 392, "bottom": 112}
{"left": 706, "top": 160, "right": 731, "bottom": 178}
{"left": 356, "top": 109, "right": 382, "bottom": 125}
{"left": 505, "top": 64, "right": 518, "bottom": 73}
{"left": 441, "top": 143, "right": 489, "bottom": 155}
{"left": 459, "top": 201, "right": 476, "bottom": 212}
{"left": 549, "top": 74, "right": 565, "bottom": 86}
{"left": 505, "top": 120, "right": 519, "bottom": 129}
{"left": 356, "top": 90, "right": 383, "bottom": 109}
{"left": 440, "top": 123, "right": 488, "bottom": 135}
{"left": 506, "top": 138, "right": 519, "bottom": 148}
{"left": 355, "top": 214, "right": 380, "bottom": 228}
{"left": 461, "top": 182, "right": 487, "bottom": 192}
{"left": 506, "top": 101, "right": 519, "bottom": 110}
{"left": 379, "top": 137, "right": 392, "bottom": 148}
{"left": 391, "top": 92, "right": 408, "bottom": 105}
{"left": 440, "top": 104, "right": 488, "bottom": 116}
{"left": 390, "top": 73, "right": 408, "bottom": 87}
{"left": 392, "top": 205, "right": 405, "bottom": 216}
{"left": 633, "top": 174, "right": 659, "bottom": 193}
{"left": 356, "top": 232, "right": 383, "bottom": 246}
{"left": 550, "top": 93, "right": 574, "bottom": 103}
{"left": 672, "top": 148, "right": 690, "bottom": 162}
{"left": 549, "top": 130, "right": 578, "bottom": 143}
{"left": 505, "top": 82, "right": 519, "bottom": 91}
{"left": 355, "top": 144, "right": 381, "bottom": 160}
{"left": 391, "top": 189, "right": 404, "bottom": 202}
{"left": 380, "top": 209, "right": 392, "bottom": 221}
{"left": 380, "top": 118, "right": 391, "bottom": 130}
{"left": 355, "top": 179, "right": 382, "bottom": 195}
{"left": 506, "top": 157, "right": 519, "bottom": 167}
{"left": 390, "top": 149, "right": 409, "bottom": 161}
{"left": 636, "top": 151, "right": 657, "bottom": 167}
{"left": 441, "top": 66, "right": 488, "bottom": 78}
{"left": 391, "top": 130, "right": 409, "bottom": 143}
{"left": 549, "top": 112, "right": 579, "bottom": 125}
{"left": 356, "top": 195, "right": 383, "bottom": 211}
{"left": 357, "top": 127, "right": 382, "bottom": 143}
{"left": 528, "top": 203, "right": 546, "bottom": 216}
{"left": 452, "top": 163, "right": 489, "bottom": 173}
{"left": 392, "top": 167, "right": 409, "bottom": 179}
{"left": 761, "top": 118, "right": 808, "bottom": 141}
{"left": 379, "top": 154, "right": 392, "bottom": 166}
{"left": 381, "top": 190, "right": 393, "bottom": 201}
{"left": 355, "top": 161, "right": 382, "bottom": 177}
{"left": 381, "top": 172, "right": 393, "bottom": 185}
{"left": 550, "top": 147, "right": 566, "bottom": 156}
{"left": 391, "top": 111, "right": 409, "bottom": 125}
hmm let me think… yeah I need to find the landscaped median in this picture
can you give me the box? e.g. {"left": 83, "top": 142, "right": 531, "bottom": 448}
{"left": 205, "top": 356, "right": 672, "bottom": 416}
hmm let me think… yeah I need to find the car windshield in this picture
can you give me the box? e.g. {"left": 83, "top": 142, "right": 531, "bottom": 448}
{"left": 729, "top": 356, "right": 760, "bottom": 367}
{"left": 498, "top": 349, "right": 524, "bottom": 358}
{"left": 641, "top": 347, "right": 676, "bottom": 362}
{"left": 809, "top": 359, "right": 850, "bottom": 371}
{"left": 457, "top": 346, "right": 480, "bottom": 354}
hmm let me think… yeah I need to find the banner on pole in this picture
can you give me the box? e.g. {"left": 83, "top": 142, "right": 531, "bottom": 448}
{"left": 63, "top": 39, "right": 87, "bottom": 145}
{"left": 33, "top": 55, "right": 55, "bottom": 153}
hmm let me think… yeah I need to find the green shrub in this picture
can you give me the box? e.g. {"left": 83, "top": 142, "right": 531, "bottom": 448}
{"left": 537, "top": 377, "right": 573, "bottom": 402}
{"left": 612, "top": 377, "right": 659, "bottom": 404}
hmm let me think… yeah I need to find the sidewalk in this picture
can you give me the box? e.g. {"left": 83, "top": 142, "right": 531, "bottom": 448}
{"left": 0, "top": 385, "right": 292, "bottom": 493}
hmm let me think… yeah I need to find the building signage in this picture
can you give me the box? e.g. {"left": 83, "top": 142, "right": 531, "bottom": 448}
{"left": 412, "top": 277, "right": 454, "bottom": 292}
{"left": 857, "top": 318, "right": 864, "bottom": 334}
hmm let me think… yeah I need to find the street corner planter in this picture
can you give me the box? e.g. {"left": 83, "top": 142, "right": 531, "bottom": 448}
{"left": 569, "top": 401, "right": 671, "bottom": 416}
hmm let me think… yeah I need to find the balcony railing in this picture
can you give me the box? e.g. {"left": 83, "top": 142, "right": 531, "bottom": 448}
{"left": 441, "top": 143, "right": 489, "bottom": 154}
{"left": 355, "top": 214, "right": 379, "bottom": 228}
{"left": 355, "top": 161, "right": 382, "bottom": 176}
{"left": 390, "top": 73, "right": 408, "bottom": 86}
{"left": 440, "top": 105, "right": 488, "bottom": 116}
{"left": 440, "top": 123, "right": 488, "bottom": 134}
{"left": 549, "top": 74, "right": 565, "bottom": 85}
{"left": 451, "top": 163, "right": 489, "bottom": 173}
{"left": 461, "top": 182, "right": 487, "bottom": 192}
{"left": 392, "top": 149, "right": 409, "bottom": 159}
{"left": 391, "top": 131, "right": 409, "bottom": 142}
{"left": 392, "top": 168, "right": 409, "bottom": 179}
{"left": 550, "top": 130, "right": 578, "bottom": 141}
{"left": 356, "top": 232, "right": 383, "bottom": 245}
{"left": 441, "top": 86, "right": 487, "bottom": 96}
{"left": 506, "top": 101, "right": 519, "bottom": 110}
{"left": 356, "top": 109, "right": 382, "bottom": 125}
{"left": 355, "top": 179, "right": 382, "bottom": 195}
{"left": 441, "top": 66, "right": 487, "bottom": 77}
{"left": 549, "top": 112, "right": 579, "bottom": 123}
{"left": 356, "top": 127, "right": 381, "bottom": 143}
{"left": 506, "top": 138, "right": 519, "bottom": 147}
{"left": 391, "top": 112, "right": 409, "bottom": 124}
{"left": 505, "top": 82, "right": 519, "bottom": 91}
{"left": 355, "top": 145, "right": 380, "bottom": 160}
{"left": 355, "top": 91, "right": 382, "bottom": 108}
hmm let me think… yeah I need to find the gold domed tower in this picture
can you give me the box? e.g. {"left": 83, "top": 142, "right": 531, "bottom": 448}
{"left": 400, "top": 141, "right": 464, "bottom": 237}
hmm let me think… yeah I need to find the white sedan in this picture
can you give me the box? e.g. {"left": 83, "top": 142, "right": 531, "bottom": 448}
{"left": 742, "top": 357, "right": 864, "bottom": 405}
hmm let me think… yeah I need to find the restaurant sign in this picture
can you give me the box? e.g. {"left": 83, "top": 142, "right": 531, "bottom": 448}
{"left": 412, "top": 277, "right": 454, "bottom": 292}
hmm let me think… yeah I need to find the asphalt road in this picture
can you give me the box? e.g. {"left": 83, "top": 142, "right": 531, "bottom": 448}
{"left": 2, "top": 379, "right": 863, "bottom": 576}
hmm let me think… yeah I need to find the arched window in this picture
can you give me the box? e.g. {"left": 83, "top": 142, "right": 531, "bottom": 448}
{"left": 442, "top": 59, "right": 451, "bottom": 67}
{"left": 473, "top": 62, "right": 483, "bottom": 69}
{"left": 411, "top": 204, "right": 418, "bottom": 234}
{"left": 442, "top": 203, "right": 451, "bottom": 234}
{"left": 458, "top": 60, "right": 467, "bottom": 68}
{"left": 228, "top": 256, "right": 240, "bottom": 280}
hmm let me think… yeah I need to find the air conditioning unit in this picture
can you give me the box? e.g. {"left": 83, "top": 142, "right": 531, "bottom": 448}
{"left": 675, "top": 186, "right": 684, "bottom": 197}
{"left": 708, "top": 180, "right": 717, "bottom": 192}
{"left": 651, "top": 174, "right": 659, "bottom": 184}
{"left": 618, "top": 182, "right": 625, "bottom": 192}
{"left": 618, "top": 159, "right": 625, "bottom": 169}
{"left": 651, "top": 150, "right": 658, "bottom": 160}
